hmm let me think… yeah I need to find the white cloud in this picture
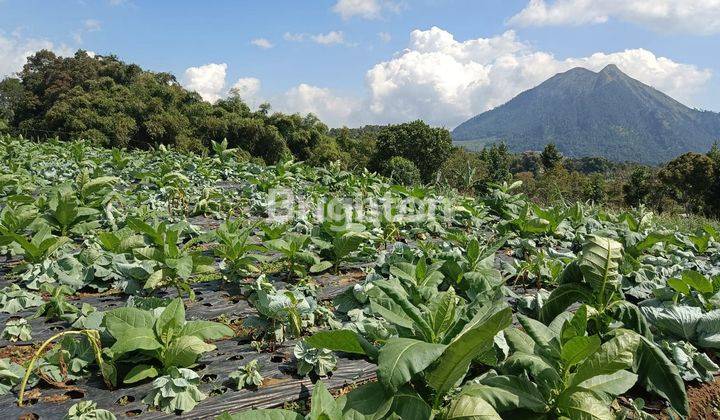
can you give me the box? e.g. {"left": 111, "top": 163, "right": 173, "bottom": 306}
{"left": 276, "top": 84, "right": 362, "bottom": 127}
{"left": 73, "top": 19, "right": 102, "bottom": 43}
{"left": 179, "top": 28, "right": 712, "bottom": 128}
{"left": 378, "top": 32, "right": 392, "bottom": 43}
{"left": 332, "top": 0, "right": 402, "bottom": 20}
{"left": 84, "top": 19, "right": 101, "bottom": 32}
{"left": 230, "top": 77, "right": 262, "bottom": 106}
{"left": 283, "top": 32, "right": 306, "bottom": 42}
{"left": 285, "top": 31, "right": 351, "bottom": 46}
{"left": 183, "top": 63, "right": 228, "bottom": 103}
{"left": 0, "top": 33, "right": 73, "bottom": 79}
{"left": 250, "top": 38, "right": 273, "bottom": 49}
{"left": 310, "top": 31, "right": 346, "bottom": 45}
{"left": 509, "top": 0, "right": 720, "bottom": 35}
{"left": 362, "top": 27, "right": 711, "bottom": 127}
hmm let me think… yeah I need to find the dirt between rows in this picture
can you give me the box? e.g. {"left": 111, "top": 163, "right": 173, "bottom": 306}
{"left": 686, "top": 376, "right": 720, "bottom": 419}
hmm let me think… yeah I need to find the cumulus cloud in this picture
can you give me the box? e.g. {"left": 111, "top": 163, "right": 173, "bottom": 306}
{"left": 0, "top": 33, "right": 72, "bottom": 79}
{"left": 275, "top": 84, "right": 362, "bottom": 127}
{"left": 250, "top": 38, "right": 273, "bottom": 49}
{"left": 509, "top": 0, "right": 720, "bottom": 35}
{"left": 230, "top": 77, "right": 262, "bottom": 107}
{"left": 363, "top": 27, "right": 712, "bottom": 127}
{"left": 378, "top": 32, "right": 392, "bottom": 43}
{"left": 183, "top": 63, "right": 228, "bottom": 103}
{"left": 181, "top": 28, "right": 712, "bottom": 128}
{"left": 332, "top": 0, "right": 402, "bottom": 20}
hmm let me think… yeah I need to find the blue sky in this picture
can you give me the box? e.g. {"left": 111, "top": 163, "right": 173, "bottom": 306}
{"left": 1, "top": 0, "right": 719, "bottom": 128}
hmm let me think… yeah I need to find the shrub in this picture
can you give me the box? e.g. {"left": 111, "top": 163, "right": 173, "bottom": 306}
{"left": 385, "top": 156, "right": 421, "bottom": 185}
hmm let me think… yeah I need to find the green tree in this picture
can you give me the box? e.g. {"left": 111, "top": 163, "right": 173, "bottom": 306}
{"left": 707, "top": 142, "right": 720, "bottom": 215}
{"left": 385, "top": 156, "right": 421, "bottom": 185}
{"left": 623, "top": 166, "right": 655, "bottom": 207}
{"left": 584, "top": 173, "right": 606, "bottom": 203}
{"left": 371, "top": 120, "right": 452, "bottom": 183}
{"left": 659, "top": 152, "right": 715, "bottom": 214}
{"left": 439, "top": 147, "right": 488, "bottom": 194}
{"left": 480, "top": 143, "right": 512, "bottom": 182}
{"left": 540, "top": 142, "right": 563, "bottom": 170}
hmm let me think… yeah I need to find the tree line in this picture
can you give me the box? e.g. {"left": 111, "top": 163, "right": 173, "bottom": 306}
{"left": 1, "top": 50, "right": 719, "bottom": 218}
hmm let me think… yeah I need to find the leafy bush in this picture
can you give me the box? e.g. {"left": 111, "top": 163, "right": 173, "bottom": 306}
{"left": 103, "top": 298, "right": 233, "bottom": 384}
{"left": 385, "top": 156, "right": 421, "bottom": 186}
{"left": 0, "top": 358, "right": 23, "bottom": 395}
{"left": 2, "top": 318, "right": 32, "bottom": 342}
{"left": 371, "top": 120, "right": 452, "bottom": 183}
{"left": 468, "top": 312, "right": 640, "bottom": 419}
{"left": 229, "top": 360, "right": 263, "bottom": 390}
{"left": 142, "top": 367, "right": 206, "bottom": 414}
{"left": 294, "top": 341, "right": 337, "bottom": 377}
{"left": 63, "top": 401, "right": 116, "bottom": 420}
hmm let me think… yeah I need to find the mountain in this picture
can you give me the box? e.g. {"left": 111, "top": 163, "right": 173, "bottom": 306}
{"left": 452, "top": 64, "right": 720, "bottom": 164}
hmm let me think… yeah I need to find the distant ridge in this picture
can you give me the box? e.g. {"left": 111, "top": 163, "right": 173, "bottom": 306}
{"left": 452, "top": 65, "right": 720, "bottom": 164}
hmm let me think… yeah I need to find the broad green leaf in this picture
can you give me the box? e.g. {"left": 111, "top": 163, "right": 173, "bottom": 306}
{"left": 181, "top": 320, "right": 234, "bottom": 341}
{"left": 634, "top": 336, "right": 688, "bottom": 417}
{"left": 374, "top": 280, "right": 433, "bottom": 340}
{"left": 389, "top": 390, "right": 432, "bottom": 419}
{"left": 667, "top": 277, "right": 690, "bottom": 295}
{"left": 575, "top": 370, "right": 638, "bottom": 401}
{"left": 503, "top": 328, "right": 535, "bottom": 354}
{"left": 557, "top": 390, "right": 613, "bottom": 420}
{"left": 502, "top": 353, "right": 562, "bottom": 391}
{"left": 377, "top": 338, "right": 446, "bottom": 392}
{"left": 561, "top": 336, "right": 601, "bottom": 368}
{"left": 427, "top": 303, "right": 512, "bottom": 398}
{"left": 607, "top": 300, "right": 653, "bottom": 339}
{"left": 218, "top": 409, "right": 304, "bottom": 420}
{"left": 446, "top": 390, "right": 502, "bottom": 420}
{"left": 571, "top": 333, "right": 638, "bottom": 387}
{"left": 306, "top": 329, "right": 377, "bottom": 359}
{"left": 170, "top": 255, "right": 194, "bottom": 279}
{"left": 310, "top": 261, "right": 333, "bottom": 273}
{"left": 308, "top": 381, "right": 342, "bottom": 420}
{"left": 641, "top": 306, "right": 700, "bottom": 342}
{"left": 144, "top": 269, "right": 164, "bottom": 290}
{"left": 578, "top": 235, "right": 622, "bottom": 303}
{"left": 103, "top": 307, "right": 155, "bottom": 337}
{"left": 429, "top": 288, "right": 457, "bottom": 338}
{"left": 155, "top": 298, "right": 185, "bottom": 343}
{"left": 336, "top": 382, "right": 393, "bottom": 420}
{"left": 682, "top": 270, "right": 713, "bottom": 293}
{"left": 124, "top": 364, "right": 159, "bottom": 384}
{"left": 517, "top": 314, "right": 557, "bottom": 348}
{"left": 110, "top": 327, "right": 161, "bottom": 356}
{"left": 469, "top": 375, "right": 548, "bottom": 413}
{"left": 539, "top": 283, "right": 593, "bottom": 324}
{"left": 163, "top": 335, "right": 215, "bottom": 368}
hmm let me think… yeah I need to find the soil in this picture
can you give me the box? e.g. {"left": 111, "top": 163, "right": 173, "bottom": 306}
{"left": 686, "top": 376, "right": 720, "bottom": 419}
{"left": 338, "top": 270, "right": 365, "bottom": 286}
{"left": 0, "top": 344, "right": 37, "bottom": 364}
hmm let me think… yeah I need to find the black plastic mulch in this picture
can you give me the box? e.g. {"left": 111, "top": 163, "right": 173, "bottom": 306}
{"left": 0, "top": 272, "right": 374, "bottom": 419}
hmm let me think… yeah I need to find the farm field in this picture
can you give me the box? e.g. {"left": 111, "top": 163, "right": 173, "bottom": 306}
{"left": 2, "top": 135, "right": 720, "bottom": 419}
